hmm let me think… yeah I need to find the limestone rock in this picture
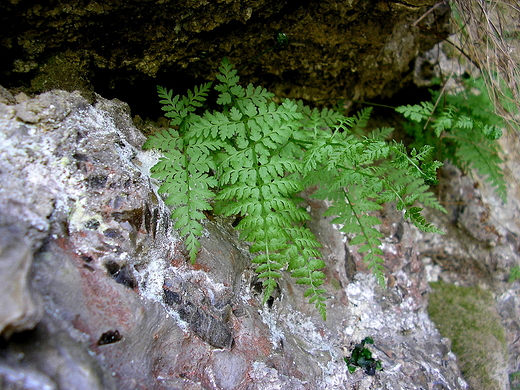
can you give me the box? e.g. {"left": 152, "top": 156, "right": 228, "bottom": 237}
{"left": 409, "top": 139, "right": 520, "bottom": 390}
{"left": 0, "top": 89, "right": 469, "bottom": 389}
{"left": 0, "top": 226, "right": 42, "bottom": 338}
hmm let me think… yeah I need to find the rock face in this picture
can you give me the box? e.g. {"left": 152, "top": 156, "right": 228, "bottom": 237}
{"left": 0, "top": 89, "right": 470, "bottom": 389}
{"left": 413, "top": 40, "right": 520, "bottom": 390}
{"left": 411, "top": 158, "right": 520, "bottom": 390}
{"left": 0, "top": 1, "right": 450, "bottom": 111}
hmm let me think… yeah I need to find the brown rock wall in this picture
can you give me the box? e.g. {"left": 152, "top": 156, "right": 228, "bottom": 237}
{"left": 0, "top": 0, "right": 450, "bottom": 109}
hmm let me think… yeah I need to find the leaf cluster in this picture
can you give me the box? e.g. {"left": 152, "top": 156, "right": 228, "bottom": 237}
{"left": 509, "top": 265, "right": 520, "bottom": 283}
{"left": 396, "top": 77, "right": 507, "bottom": 201}
{"left": 301, "top": 107, "right": 445, "bottom": 285}
{"left": 144, "top": 59, "right": 445, "bottom": 320}
{"left": 344, "top": 336, "right": 383, "bottom": 376}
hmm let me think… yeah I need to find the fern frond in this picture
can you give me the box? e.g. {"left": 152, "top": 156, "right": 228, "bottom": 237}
{"left": 190, "top": 110, "right": 244, "bottom": 140}
{"left": 431, "top": 105, "right": 455, "bottom": 137}
{"left": 297, "top": 101, "right": 346, "bottom": 132}
{"left": 244, "top": 84, "right": 274, "bottom": 105}
{"left": 358, "top": 138, "right": 390, "bottom": 164}
{"left": 386, "top": 171, "right": 445, "bottom": 213}
{"left": 320, "top": 186, "right": 386, "bottom": 285}
{"left": 157, "top": 83, "right": 211, "bottom": 126}
{"left": 144, "top": 129, "right": 182, "bottom": 152}
{"left": 304, "top": 125, "right": 445, "bottom": 285}
{"left": 395, "top": 101, "right": 434, "bottom": 122}
{"left": 482, "top": 124, "right": 502, "bottom": 141}
{"left": 350, "top": 107, "right": 373, "bottom": 136}
{"left": 215, "top": 58, "right": 241, "bottom": 91}
{"left": 146, "top": 84, "right": 220, "bottom": 262}
{"left": 450, "top": 128, "right": 507, "bottom": 201}
{"left": 151, "top": 144, "right": 217, "bottom": 262}
{"left": 285, "top": 226, "right": 326, "bottom": 320}
{"left": 397, "top": 78, "right": 507, "bottom": 201}
{"left": 378, "top": 163, "right": 446, "bottom": 234}
{"left": 368, "top": 127, "right": 394, "bottom": 140}
{"left": 391, "top": 142, "right": 441, "bottom": 184}
{"left": 243, "top": 207, "right": 298, "bottom": 302}
{"left": 292, "top": 264, "right": 327, "bottom": 320}
{"left": 404, "top": 206, "right": 444, "bottom": 234}
{"left": 147, "top": 59, "right": 447, "bottom": 319}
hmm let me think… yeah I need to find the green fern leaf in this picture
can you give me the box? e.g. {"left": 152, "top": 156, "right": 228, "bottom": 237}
{"left": 397, "top": 78, "right": 507, "bottom": 201}
{"left": 297, "top": 100, "right": 346, "bottom": 131}
{"left": 245, "top": 84, "right": 274, "bottom": 105}
{"left": 143, "top": 128, "right": 182, "bottom": 151}
{"left": 350, "top": 107, "right": 373, "bottom": 136}
{"left": 431, "top": 105, "right": 455, "bottom": 137}
{"left": 451, "top": 127, "right": 507, "bottom": 201}
{"left": 156, "top": 83, "right": 211, "bottom": 126}
{"left": 146, "top": 58, "right": 448, "bottom": 319}
{"left": 321, "top": 186, "right": 386, "bottom": 284}
{"left": 405, "top": 207, "right": 444, "bottom": 234}
{"left": 368, "top": 127, "right": 394, "bottom": 140}
{"left": 395, "top": 101, "right": 434, "bottom": 122}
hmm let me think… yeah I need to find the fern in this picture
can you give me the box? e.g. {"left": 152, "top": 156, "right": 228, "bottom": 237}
{"left": 301, "top": 119, "right": 445, "bottom": 284}
{"left": 144, "top": 59, "right": 446, "bottom": 319}
{"left": 452, "top": 127, "right": 506, "bottom": 198}
{"left": 144, "top": 83, "right": 217, "bottom": 262}
{"left": 396, "top": 77, "right": 507, "bottom": 201}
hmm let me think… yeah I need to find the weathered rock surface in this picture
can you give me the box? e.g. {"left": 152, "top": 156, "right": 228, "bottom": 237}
{"left": 0, "top": 225, "right": 42, "bottom": 338}
{"left": 413, "top": 39, "right": 520, "bottom": 389}
{"left": 412, "top": 158, "right": 520, "bottom": 390}
{"left": 0, "top": 89, "right": 470, "bottom": 389}
{"left": 0, "top": 1, "right": 450, "bottom": 111}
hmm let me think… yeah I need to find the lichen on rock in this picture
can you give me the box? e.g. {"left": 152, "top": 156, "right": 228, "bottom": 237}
{"left": 428, "top": 281, "right": 509, "bottom": 390}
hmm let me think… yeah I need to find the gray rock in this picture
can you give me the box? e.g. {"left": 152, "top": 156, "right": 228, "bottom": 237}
{"left": 0, "top": 88, "right": 470, "bottom": 389}
{"left": 0, "top": 86, "right": 16, "bottom": 105}
{"left": 409, "top": 136, "right": 520, "bottom": 389}
{"left": 0, "top": 225, "right": 42, "bottom": 338}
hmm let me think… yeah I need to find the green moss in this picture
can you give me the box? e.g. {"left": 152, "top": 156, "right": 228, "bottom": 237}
{"left": 30, "top": 50, "right": 94, "bottom": 100}
{"left": 329, "top": 278, "right": 341, "bottom": 291}
{"left": 428, "top": 281, "right": 508, "bottom": 390}
{"left": 511, "top": 371, "right": 520, "bottom": 390}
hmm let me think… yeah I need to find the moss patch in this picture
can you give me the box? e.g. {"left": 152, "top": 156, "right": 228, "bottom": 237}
{"left": 428, "top": 281, "right": 508, "bottom": 390}
{"left": 30, "top": 50, "right": 94, "bottom": 100}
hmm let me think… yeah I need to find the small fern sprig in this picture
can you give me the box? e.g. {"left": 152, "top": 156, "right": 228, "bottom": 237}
{"left": 449, "top": 125, "right": 506, "bottom": 200}
{"left": 143, "top": 83, "right": 218, "bottom": 262}
{"left": 300, "top": 116, "right": 445, "bottom": 285}
{"left": 330, "top": 186, "right": 386, "bottom": 284}
{"left": 199, "top": 59, "right": 327, "bottom": 316}
{"left": 396, "top": 80, "right": 507, "bottom": 202}
{"left": 286, "top": 226, "right": 327, "bottom": 318}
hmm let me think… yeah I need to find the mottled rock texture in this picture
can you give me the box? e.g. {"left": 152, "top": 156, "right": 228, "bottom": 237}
{"left": 0, "top": 0, "right": 450, "bottom": 112}
{"left": 413, "top": 41, "right": 520, "bottom": 390}
{"left": 0, "top": 89, "right": 469, "bottom": 389}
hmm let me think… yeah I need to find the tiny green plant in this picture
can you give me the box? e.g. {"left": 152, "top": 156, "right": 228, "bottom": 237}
{"left": 143, "top": 58, "right": 445, "bottom": 320}
{"left": 509, "top": 265, "right": 520, "bottom": 283}
{"left": 344, "top": 336, "right": 382, "bottom": 375}
{"left": 396, "top": 76, "right": 507, "bottom": 201}
{"left": 511, "top": 370, "right": 520, "bottom": 390}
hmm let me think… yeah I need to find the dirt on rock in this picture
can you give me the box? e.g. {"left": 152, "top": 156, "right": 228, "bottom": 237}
{"left": 0, "top": 0, "right": 450, "bottom": 114}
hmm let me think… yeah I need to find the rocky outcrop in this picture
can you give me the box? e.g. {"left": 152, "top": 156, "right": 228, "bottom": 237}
{"left": 413, "top": 40, "right": 520, "bottom": 390}
{"left": 0, "top": 89, "right": 470, "bottom": 389}
{"left": 0, "top": 1, "right": 450, "bottom": 112}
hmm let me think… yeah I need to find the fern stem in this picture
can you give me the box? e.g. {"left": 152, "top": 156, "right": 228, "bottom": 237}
{"left": 341, "top": 188, "right": 385, "bottom": 285}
